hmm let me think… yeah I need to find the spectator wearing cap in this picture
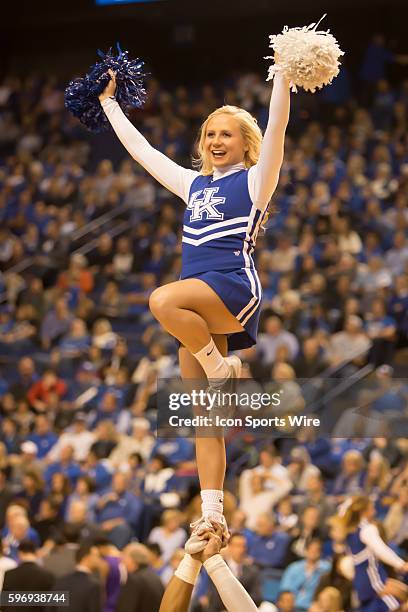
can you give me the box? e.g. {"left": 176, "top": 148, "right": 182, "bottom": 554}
{"left": 326, "top": 316, "right": 371, "bottom": 367}
{"left": 27, "top": 414, "right": 58, "bottom": 459}
{"left": 95, "top": 472, "right": 144, "bottom": 547}
{"left": 257, "top": 316, "right": 299, "bottom": 366}
{"left": 47, "top": 414, "right": 95, "bottom": 463}
{"left": 365, "top": 298, "right": 397, "bottom": 366}
{"left": 108, "top": 418, "right": 154, "bottom": 468}
{"left": 117, "top": 543, "right": 164, "bottom": 612}
{"left": 27, "top": 369, "right": 67, "bottom": 413}
{"left": 3, "top": 540, "right": 54, "bottom": 612}
{"left": 40, "top": 298, "right": 73, "bottom": 350}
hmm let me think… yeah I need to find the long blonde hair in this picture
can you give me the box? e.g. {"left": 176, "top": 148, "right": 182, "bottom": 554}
{"left": 193, "top": 105, "right": 262, "bottom": 176}
{"left": 340, "top": 495, "right": 371, "bottom": 533}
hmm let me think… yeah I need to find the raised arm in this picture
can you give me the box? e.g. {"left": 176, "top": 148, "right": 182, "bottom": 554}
{"left": 360, "top": 523, "right": 406, "bottom": 571}
{"left": 99, "top": 73, "right": 198, "bottom": 203}
{"left": 248, "top": 72, "right": 290, "bottom": 210}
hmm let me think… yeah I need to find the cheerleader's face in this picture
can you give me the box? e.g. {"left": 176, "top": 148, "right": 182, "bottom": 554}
{"left": 205, "top": 114, "right": 247, "bottom": 169}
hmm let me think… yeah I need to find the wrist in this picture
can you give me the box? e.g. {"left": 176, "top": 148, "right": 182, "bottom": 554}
{"left": 99, "top": 95, "right": 116, "bottom": 104}
{"left": 174, "top": 554, "right": 202, "bottom": 585}
{"left": 203, "top": 554, "right": 224, "bottom": 574}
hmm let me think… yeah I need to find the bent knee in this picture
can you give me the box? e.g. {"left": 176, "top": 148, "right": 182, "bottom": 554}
{"left": 149, "top": 287, "right": 174, "bottom": 319}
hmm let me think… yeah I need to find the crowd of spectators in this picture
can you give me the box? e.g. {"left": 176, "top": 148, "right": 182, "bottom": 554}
{"left": 0, "top": 34, "right": 407, "bottom": 611}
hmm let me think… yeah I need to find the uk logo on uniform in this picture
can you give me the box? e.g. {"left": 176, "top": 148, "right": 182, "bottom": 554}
{"left": 187, "top": 187, "right": 226, "bottom": 222}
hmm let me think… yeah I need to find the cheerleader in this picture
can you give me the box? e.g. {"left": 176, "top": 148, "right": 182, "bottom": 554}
{"left": 95, "top": 20, "right": 342, "bottom": 553}
{"left": 98, "top": 66, "right": 290, "bottom": 551}
{"left": 341, "top": 495, "right": 408, "bottom": 611}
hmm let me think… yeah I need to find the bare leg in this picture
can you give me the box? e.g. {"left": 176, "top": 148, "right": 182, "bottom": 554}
{"left": 149, "top": 279, "right": 243, "bottom": 353}
{"left": 179, "top": 334, "right": 227, "bottom": 490}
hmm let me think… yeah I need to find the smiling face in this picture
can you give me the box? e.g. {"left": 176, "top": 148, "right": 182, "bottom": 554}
{"left": 204, "top": 114, "right": 247, "bottom": 170}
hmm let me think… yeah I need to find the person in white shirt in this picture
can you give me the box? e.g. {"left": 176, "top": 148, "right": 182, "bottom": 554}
{"left": 46, "top": 414, "right": 95, "bottom": 463}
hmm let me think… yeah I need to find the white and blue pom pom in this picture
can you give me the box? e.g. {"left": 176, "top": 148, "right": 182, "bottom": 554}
{"left": 265, "top": 15, "right": 344, "bottom": 93}
{"left": 65, "top": 43, "right": 147, "bottom": 133}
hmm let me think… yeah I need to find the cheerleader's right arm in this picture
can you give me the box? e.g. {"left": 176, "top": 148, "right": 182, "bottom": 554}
{"left": 101, "top": 98, "right": 198, "bottom": 204}
{"left": 360, "top": 522, "right": 405, "bottom": 570}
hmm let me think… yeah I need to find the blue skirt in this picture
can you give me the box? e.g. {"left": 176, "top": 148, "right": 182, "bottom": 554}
{"left": 182, "top": 267, "right": 262, "bottom": 351}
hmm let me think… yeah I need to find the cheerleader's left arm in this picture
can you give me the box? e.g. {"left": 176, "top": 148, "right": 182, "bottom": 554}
{"left": 248, "top": 72, "right": 290, "bottom": 211}
{"left": 360, "top": 523, "right": 405, "bottom": 570}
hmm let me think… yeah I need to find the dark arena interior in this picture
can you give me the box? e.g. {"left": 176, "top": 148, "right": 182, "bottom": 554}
{"left": 0, "top": 0, "right": 408, "bottom": 610}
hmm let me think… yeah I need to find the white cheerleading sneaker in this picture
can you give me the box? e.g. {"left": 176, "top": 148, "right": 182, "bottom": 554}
{"left": 184, "top": 514, "right": 230, "bottom": 555}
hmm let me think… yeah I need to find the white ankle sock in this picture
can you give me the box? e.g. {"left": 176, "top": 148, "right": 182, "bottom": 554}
{"left": 193, "top": 339, "right": 229, "bottom": 381}
{"left": 201, "top": 489, "right": 224, "bottom": 523}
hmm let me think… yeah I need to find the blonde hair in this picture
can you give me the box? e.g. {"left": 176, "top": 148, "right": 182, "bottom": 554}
{"left": 340, "top": 495, "right": 371, "bottom": 532}
{"left": 317, "top": 587, "right": 343, "bottom": 611}
{"left": 193, "top": 105, "right": 262, "bottom": 176}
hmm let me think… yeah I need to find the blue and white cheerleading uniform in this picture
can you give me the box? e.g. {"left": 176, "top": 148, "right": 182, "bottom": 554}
{"left": 181, "top": 170, "right": 267, "bottom": 350}
{"left": 347, "top": 519, "right": 405, "bottom": 611}
{"left": 101, "top": 75, "right": 289, "bottom": 351}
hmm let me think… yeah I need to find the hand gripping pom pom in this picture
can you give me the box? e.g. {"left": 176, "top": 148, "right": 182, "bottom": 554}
{"left": 65, "top": 43, "right": 147, "bottom": 133}
{"left": 265, "top": 14, "right": 344, "bottom": 93}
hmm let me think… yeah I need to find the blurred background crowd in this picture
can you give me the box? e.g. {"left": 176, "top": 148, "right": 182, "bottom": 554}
{"left": 0, "top": 4, "right": 407, "bottom": 610}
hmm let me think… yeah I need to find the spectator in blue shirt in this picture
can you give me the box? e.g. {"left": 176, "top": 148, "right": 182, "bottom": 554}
{"left": 81, "top": 450, "right": 112, "bottom": 492}
{"left": 95, "top": 472, "right": 144, "bottom": 548}
{"left": 150, "top": 438, "right": 194, "bottom": 467}
{"left": 280, "top": 539, "right": 330, "bottom": 611}
{"left": 44, "top": 444, "right": 82, "bottom": 488}
{"left": 248, "top": 513, "right": 290, "bottom": 569}
{"left": 28, "top": 414, "right": 58, "bottom": 459}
